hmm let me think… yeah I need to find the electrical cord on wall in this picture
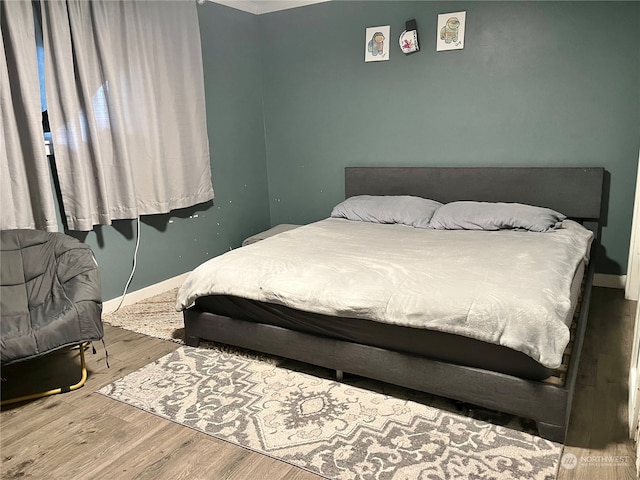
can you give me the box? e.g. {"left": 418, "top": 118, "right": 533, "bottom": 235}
{"left": 111, "top": 216, "right": 141, "bottom": 313}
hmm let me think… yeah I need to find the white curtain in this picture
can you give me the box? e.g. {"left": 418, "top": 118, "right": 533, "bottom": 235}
{"left": 1, "top": 0, "right": 58, "bottom": 231}
{"left": 41, "top": 0, "right": 214, "bottom": 231}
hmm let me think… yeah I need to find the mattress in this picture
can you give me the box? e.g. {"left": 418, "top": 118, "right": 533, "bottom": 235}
{"left": 192, "top": 258, "right": 584, "bottom": 380}
{"left": 178, "top": 218, "right": 593, "bottom": 369}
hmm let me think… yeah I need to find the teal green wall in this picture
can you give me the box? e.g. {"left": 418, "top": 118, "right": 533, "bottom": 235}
{"left": 259, "top": 1, "right": 640, "bottom": 274}
{"left": 73, "top": 2, "right": 270, "bottom": 300}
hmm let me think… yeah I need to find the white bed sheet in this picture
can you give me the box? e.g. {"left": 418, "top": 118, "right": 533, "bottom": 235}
{"left": 177, "top": 218, "right": 593, "bottom": 369}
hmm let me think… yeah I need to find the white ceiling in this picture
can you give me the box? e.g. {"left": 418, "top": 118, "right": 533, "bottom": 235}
{"left": 210, "top": 0, "right": 330, "bottom": 15}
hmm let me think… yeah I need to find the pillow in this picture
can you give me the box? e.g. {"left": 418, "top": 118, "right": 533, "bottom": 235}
{"left": 429, "top": 201, "right": 566, "bottom": 232}
{"left": 330, "top": 195, "right": 442, "bottom": 228}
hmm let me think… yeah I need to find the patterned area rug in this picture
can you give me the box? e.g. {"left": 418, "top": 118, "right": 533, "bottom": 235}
{"left": 99, "top": 346, "right": 562, "bottom": 480}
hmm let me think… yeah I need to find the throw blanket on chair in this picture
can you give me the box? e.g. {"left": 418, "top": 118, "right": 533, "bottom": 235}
{"left": 0, "top": 230, "right": 103, "bottom": 365}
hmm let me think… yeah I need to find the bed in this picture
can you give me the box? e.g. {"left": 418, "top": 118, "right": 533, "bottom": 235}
{"left": 178, "top": 166, "right": 604, "bottom": 443}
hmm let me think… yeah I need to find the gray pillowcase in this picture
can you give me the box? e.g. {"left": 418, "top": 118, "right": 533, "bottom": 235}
{"left": 429, "top": 201, "right": 566, "bottom": 232}
{"left": 330, "top": 195, "right": 442, "bottom": 229}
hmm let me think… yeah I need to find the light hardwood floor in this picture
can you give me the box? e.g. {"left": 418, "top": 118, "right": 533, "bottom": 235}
{"left": 1, "top": 287, "right": 637, "bottom": 479}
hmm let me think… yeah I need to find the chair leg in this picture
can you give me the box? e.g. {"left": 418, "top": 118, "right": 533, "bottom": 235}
{"left": 1, "top": 343, "right": 89, "bottom": 406}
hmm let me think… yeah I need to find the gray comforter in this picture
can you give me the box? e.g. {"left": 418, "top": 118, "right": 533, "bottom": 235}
{"left": 177, "top": 218, "right": 593, "bottom": 369}
{"left": 1, "top": 230, "right": 104, "bottom": 365}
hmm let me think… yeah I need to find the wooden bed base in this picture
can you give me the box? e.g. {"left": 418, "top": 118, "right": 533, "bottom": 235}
{"left": 184, "top": 166, "right": 605, "bottom": 443}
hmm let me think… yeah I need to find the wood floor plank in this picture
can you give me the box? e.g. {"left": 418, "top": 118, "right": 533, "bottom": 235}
{"left": 1, "top": 400, "right": 79, "bottom": 446}
{"left": 55, "top": 420, "right": 183, "bottom": 479}
{"left": 134, "top": 429, "right": 250, "bottom": 480}
{"left": 556, "top": 287, "right": 637, "bottom": 480}
{"left": 563, "top": 385, "right": 594, "bottom": 448}
{"left": 2, "top": 401, "right": 130, "bottom": 479}
{"left": 226, "top": 451, "right": 318, "bottom": 480}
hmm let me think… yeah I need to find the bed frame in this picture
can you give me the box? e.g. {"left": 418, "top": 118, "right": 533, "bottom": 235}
{"left": 184, "top": 166, "right": 605, "bottom": 443}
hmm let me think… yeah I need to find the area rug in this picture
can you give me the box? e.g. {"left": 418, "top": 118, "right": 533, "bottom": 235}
{"left": 99, "top": 346, "right": 562, "bottom": 480}
{"left": 103, "top": 288, "right": 185, "bottom": 343}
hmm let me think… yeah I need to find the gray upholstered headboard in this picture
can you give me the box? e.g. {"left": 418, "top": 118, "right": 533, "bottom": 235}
{"left": 345, "top": 167, "right": 604, "bottom": 220}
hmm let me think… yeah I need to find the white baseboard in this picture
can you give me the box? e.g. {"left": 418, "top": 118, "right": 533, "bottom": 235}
{"left": 103, "top": 272, "right": 190, "bottom": 315}
{"left": 593, "top": 273, "right": 626, "bottom": 290}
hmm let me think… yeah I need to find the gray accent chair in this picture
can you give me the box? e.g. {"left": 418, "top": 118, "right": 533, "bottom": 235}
{"left": 1, "top": 229, "right": 104, "bottom": 403}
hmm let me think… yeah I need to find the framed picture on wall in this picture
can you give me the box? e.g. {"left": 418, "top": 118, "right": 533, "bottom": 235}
{"left": 436, "top": 11, "right": 466, "bottom": 51}
{"left": 365, "top": 26, "right": 390, "bottom": 62}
